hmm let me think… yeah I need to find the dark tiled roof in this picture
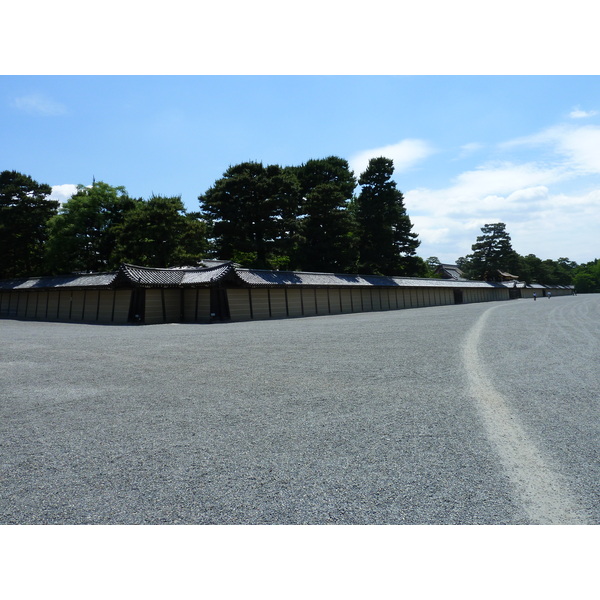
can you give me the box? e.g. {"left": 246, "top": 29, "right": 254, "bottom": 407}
{"left": 0, "top": 262, "right": 560, "bottom": 292}
{"left": 434, "top": 264, "right": 467, "bottom": 281}
{"left": 0, "top": 272, "right": 117, "bottom": 290}
{"left": 114, "top": 262, "right": 235, "bottom": 287}
{"left": 181, "top": 263, "right": 235, "bottom": 285}
{"left": 116, "top": 264, "right": 185, "bottom": 287}
{"left": 235, "top": 268, "right": 504, "bottom": 289}
{"left": 497, "top": 270, "right": 519, "bottom": 280}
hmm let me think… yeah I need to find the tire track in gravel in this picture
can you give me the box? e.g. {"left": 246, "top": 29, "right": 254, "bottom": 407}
{"left": 462, "top": 303, "right": 589, "bottom": 524}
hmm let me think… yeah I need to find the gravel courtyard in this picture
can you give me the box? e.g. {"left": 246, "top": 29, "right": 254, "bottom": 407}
{"left": 1, "top": 295, "right": 598, "bottom": 524}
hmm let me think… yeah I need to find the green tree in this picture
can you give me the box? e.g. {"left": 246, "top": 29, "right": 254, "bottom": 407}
{"left": 353, "top": 157, "right": 420, "bottom": 275}
{"left": 459, "top": 223, "right": 520, "bottom": 281}
{"left": 112, "top": 195, "right": 207, "bottom": 267}
{"left": 425, "top": 256, "right": 442, "bottom": 277}
{"left": 45, "top": 181, "right": 137, "bottom": 274}
{"left": 517, "top": 253, "right": 542, "bottom": 284}
{"left": 573, "top": 259, "right": 600, "bottom": 293}
{"left": 517, "top": 254, "right": 576, "bottom": 285}
{"left": 554, "top": 257, "right": 577, "bottom": 285}
{"left": 292, "top": 156, "right": 357, "bottom": 273}
{"left": 0, "top": 170, "right": 58, "bottom": 278}
{"left": 199, "top": 162, "right": 300, "bottom": 269}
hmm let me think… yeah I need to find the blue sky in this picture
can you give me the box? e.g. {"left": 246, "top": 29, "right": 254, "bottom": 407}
{"left": 3, "top": 75, "right": 599, "bottom": 265}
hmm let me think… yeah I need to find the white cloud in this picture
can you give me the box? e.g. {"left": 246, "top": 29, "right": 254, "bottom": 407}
{"left": 11, "top": 93, "right": 67, "bottom": 116}
{"left": 349, "top": 139, "right": 435, "bottom": 179}
{"left": 569, "top": 107, "right": 597, "bottom": 119}
{"left": 405, "top": 162, "right": 565, "bottom": 223}
{"left": 554, "top": 125, "right": 600, "bottom": 173}
{"left": 502, "top": 124, "right": 600, "bottom": 174}
{"left": 408, "top": 176, "right": 600, "bottom": 263}
{"left": 49, "top": 184, "right": 78, "bottom": 205}
{"left": 402, "top": 120, "right": 600, "bottom": 264}
{"left": 456, "top": 142, "right": 484, "bottom": 159}
{"left": 509, "top": 188, "right": 600, "bottom": 260}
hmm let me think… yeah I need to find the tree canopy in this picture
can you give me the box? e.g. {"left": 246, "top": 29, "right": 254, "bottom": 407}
{"left": 198, "top": 156, "right": 360, "bottom": 273}
{"left": 572, "top": 260, "right": 600, "bottom": 293}
{"left": 0, "top": 170, "right": 58, "bottom": 278}
{"left": 458, "top": 222, "right": 520, "bottom": 281}
{"left": 1, "top": 168, "right": 595, "bottom": 291}
{"left": 45, "top": 183, "right": 206, "bottom": 274}
{"left": 45, "top": 182, "right": 137, "bottom": 274}
{"left": 198, "top": 162, "right": 300, "bottom": 269}
{"left": 292, "top": 157, "right": 357, "bottom": 273}
{"left": 198, "top": 156, "right": 425, "bottom": 275}
{"left": 353, "top": 157, "right": 421, "bottom": 275}
{"left": 112, "top": 195, "right": 207, "bottom": 268}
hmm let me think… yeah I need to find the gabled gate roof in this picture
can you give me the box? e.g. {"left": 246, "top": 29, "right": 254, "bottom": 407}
{"left": 114, "top": 262, "right": 235, "bottom": 287}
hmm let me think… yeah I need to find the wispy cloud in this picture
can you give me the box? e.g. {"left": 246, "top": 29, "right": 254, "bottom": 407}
{"left": 349, "top": 139, "right": 436, "bottom": 179}
{"left": 455, "top": 142, "right": 484, "bottom": 160}
{"left": 502, "top": 123, "right": 600, "bottom": 174}
{"left": 569, "top": 106, "right": 597, "bottom": 119}
{"left": 403, "top": 121, "right": 600, "bottom": 263}
{"left": 11, "top": 93, "right": 67, "bottom": 116}
{"left": 406, "top": 161, "right": 566, "bottom": 220}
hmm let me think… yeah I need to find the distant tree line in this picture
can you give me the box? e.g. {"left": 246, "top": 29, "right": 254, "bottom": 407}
{"left": 1, "top": 167, "right": 599, "bottom": 292}
{"left": 454, "top": 221, "right": 598, "bottom": 291}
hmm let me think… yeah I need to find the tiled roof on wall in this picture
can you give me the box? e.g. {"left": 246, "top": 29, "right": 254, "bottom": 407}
{"left": 0, "top": 272, "right": 117, "bottom": 290}
{"left": 181, "top": 263, "right": 235, "bottom": 285}
{"left": 1, "top": 262, "right": 569, "bottom": 292}
{"left": 235, "top": 268, "right": 505, "bottom": 288}
{"left": 115, "top": 262, "right": 236, "bottom": 287}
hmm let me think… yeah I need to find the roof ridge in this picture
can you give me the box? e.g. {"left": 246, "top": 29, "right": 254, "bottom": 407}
{"left": 121, "top": 262, "right": 233, "bottom": 273}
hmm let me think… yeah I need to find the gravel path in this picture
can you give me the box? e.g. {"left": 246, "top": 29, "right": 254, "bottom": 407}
{"left": 1, "top": 294, "right": 598, "bottom": 524}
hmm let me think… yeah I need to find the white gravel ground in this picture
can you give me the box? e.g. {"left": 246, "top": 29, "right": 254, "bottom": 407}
{"left": 1, "top": 294, "right": 598, "bottom": 524}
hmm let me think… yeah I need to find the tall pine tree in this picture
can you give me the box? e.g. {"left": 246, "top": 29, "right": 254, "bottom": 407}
{"left": 199, "top": 162, "right": 300, "bottom": 269}
{"left": 292, "top": 156, "right": 357, "bottom": 273}
{"left": 459, "top": 222, "right": 520, "bottom": 280}
{"left": 354, "top": 157, "right": 420, "bottom": 275}
{"left": 0, "top": 170, "right": 57, "bottom": 278}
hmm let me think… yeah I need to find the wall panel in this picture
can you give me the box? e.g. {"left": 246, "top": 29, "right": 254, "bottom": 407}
{"left": 340, "top": 289, "right": 353, "bottom": 313}
{"left": 70, "top": 291, "right": 85, "bottom": 321}
{"left": 110, "top": 290, "right": 129, "bottom": 323}
{"left": 349, "top": 288, "right": 360, "bottom": 312}
{"left": 269, "top": 289, "right": 287, "bottom": 319}
{"left": 0, "top": 292, "right": 8, "bottom": 317}
{"left": 58, "top": 291, "right": 71, "bottom": 320}
{"left": 329, "top": 289, "right": 342, "bottom": 314}
{"left": 286, "top": 289, "right": 303, "bottom": 317}
{"left": 25, "top": 292, "right": 37, "bottom": 319}
{"left": 250, "top": 289, "right": 270, "bottom": 320}
{"left": 183, "top": 289, "right": 211, "bottom": 322}
{"left": 83, "top": 290, "right": 99, "bottom": 322}
{"left": 162, "top": 289, "right": 180, "bottom": 323}
{"left": 227, "top": 289, "right": 252, "bottom": 321}
{"left": 302, "top": 288, "right": 317, "bottom": 316}
{"left": 315, "top": 289, "right": 329, "bottom": 315}
{"left": 144, "top": 289, "right": 163, "bottom": 324}
{"left": 46, "top": 291, "right": 59, "bottom": 320}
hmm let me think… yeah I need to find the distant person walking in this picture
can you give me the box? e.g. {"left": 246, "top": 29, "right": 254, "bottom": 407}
{"left": 533, "top": 292, "right": 537, "bottom": 301}
{"left": 547, "top": 291, "right": 552, "bottom": 299}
